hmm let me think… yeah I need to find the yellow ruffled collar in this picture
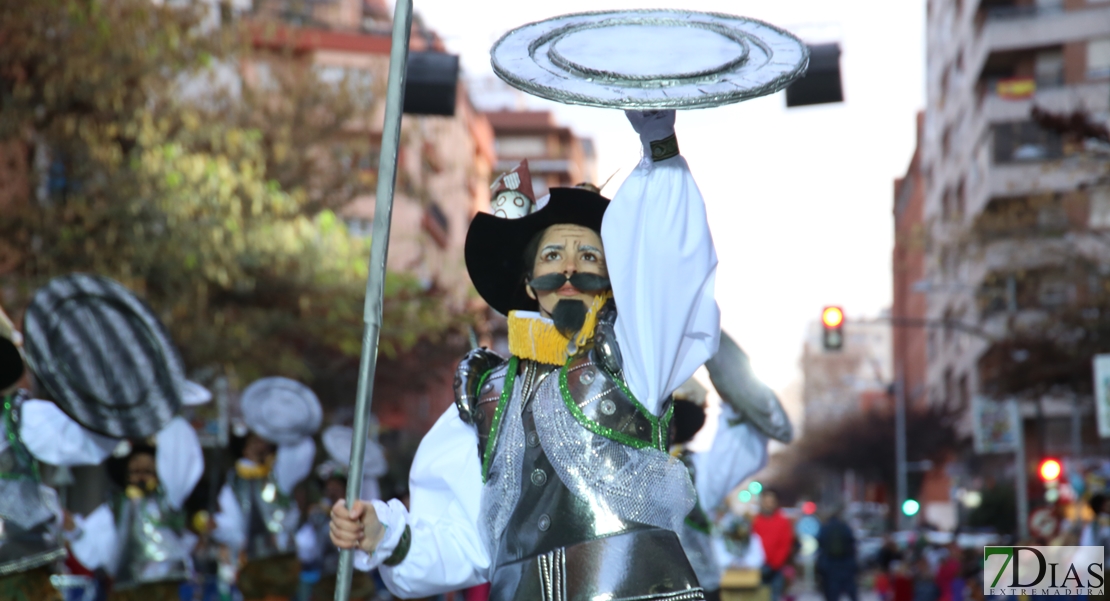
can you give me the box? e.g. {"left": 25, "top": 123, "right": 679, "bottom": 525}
{"left": 507, "top": 294, "right": 610, "bottom": 365}
{"left": 235, "top": 456, "right": 274, "bottom": 480}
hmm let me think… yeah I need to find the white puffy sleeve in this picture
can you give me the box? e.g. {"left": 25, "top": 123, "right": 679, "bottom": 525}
{"left": 603, "top": 155, "right": 720, "bottom": 415}
{"left": 155, "top": 417, "right": 205, "bottom": 510}
{"left": 274, "top": 437, "right": 316, "bottom": 496}
{"left": 18, "top": 400, "right": 118, "bottom": 466}
{"left": 212, "top": 483, "right": 245, "bottom": 552}
{"left": 355, "top": 405, "right": 489, "bottom": 598}
{"left": 690, "top": 406, "right": 768, "bottom": 512}
{"left": 69, "top": 503, "right": 118, "bottom": 572}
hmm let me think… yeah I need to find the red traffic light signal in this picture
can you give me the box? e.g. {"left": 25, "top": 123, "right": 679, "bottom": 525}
{"left": 1039, "top": 458, "right": 1062, "bottom": 482}
{"left": 821, "top": 306, "right": 844, "bottom": 351}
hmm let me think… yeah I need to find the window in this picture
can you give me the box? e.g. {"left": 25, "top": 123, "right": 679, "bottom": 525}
{"left": 496, "top": 136, "right": 547, "bottom": 158}
{"left": 1088, "top": 38, "right": 1110, "bottom": 79}
{"left": 1090, "top": 187, "right": 1110, "bottom": 229}
{"left": 421, "top": 202, "right": 449, "bottom": 249}
{"left": 992, "top": 121, "right": 1063, "bottom": 163}
{"left": 1038, "top": 279, "right": 1074, "bottom": 307}
{"left": 1034, "top": 50, "right": 1064, "bottom": 87}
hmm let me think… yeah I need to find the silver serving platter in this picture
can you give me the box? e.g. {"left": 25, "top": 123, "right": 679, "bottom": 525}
{"left": 491, "top": 10, "right": 810, "bottom": 110}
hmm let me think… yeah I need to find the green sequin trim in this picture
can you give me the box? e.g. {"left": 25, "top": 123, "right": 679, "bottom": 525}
{"left": 557, "top": 357, "right": 667, "bottom": 451}
{"left": 1, "top": 395, "right": 38, "bottom": 481}
{"left": 685, "top": 515, "right": 712, "bottom": 535}
{"left": 383, "top": 524, "right": 412, "bottom": 566}
{"left": 480, "top": 356, "right": 518, "bottom": 483}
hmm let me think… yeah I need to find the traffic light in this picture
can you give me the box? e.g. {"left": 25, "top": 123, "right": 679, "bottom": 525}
{"left": 821, "top": 306, "right": 844, "bottom": 350}
{"left": 1039, "top": 458, "right": 1062, "bottom": 482}
{"left": 1039, "top": 458, "right": 1062, "bottom": 502}
{"left": 901, "top": 498, "right": 920, "bottom": 516}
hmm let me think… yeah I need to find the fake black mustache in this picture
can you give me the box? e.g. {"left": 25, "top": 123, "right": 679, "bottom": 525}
{"left": 528, "top": 272, "right": 611, "bottom": 293}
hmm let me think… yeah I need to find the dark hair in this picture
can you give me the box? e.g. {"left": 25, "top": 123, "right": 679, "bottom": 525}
{"left": 522, "top": 228, "right": 547, "bottom": 281}
{"left": 1091, "top": 493, "right": 1106, "bottom": 514}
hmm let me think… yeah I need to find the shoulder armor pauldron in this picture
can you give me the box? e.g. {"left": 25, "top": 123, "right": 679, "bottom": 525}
{"left": 454, "top": 347, "right": 509, "bottom": 456}
{"left": 593, "top": 300, "right": 623, "bottom": 378}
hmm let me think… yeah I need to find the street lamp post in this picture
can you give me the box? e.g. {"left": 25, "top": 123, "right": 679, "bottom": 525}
{"left": 895, "top": 368, "right": 908, "bottom": 530}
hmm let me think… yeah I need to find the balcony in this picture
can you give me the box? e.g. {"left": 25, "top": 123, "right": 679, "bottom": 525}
{"left": 982, "top": 82, "right": 1110, "bottom": 124}
{"left": 980, "top": 3, "right": 1110, "bottom": 52}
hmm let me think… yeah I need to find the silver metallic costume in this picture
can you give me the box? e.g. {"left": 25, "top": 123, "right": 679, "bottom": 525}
{"left": 110, "top": 490, "right": 192, "bottom": 589}
{"left": 0, "top": 391, "right": 66, "bottom": 576}
{"left": 456, "top": 305, "right": 704, "bottom": 601}
{"left": 226, "top": 470, "right": 299, "bottom": 561}
{"left": 674, "top": 451, "right": 719, "bottom": 591}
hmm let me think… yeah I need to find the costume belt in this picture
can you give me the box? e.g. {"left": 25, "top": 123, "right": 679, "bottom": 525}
{"left": 489, "top": 528, "right": 704, "bottom": 601}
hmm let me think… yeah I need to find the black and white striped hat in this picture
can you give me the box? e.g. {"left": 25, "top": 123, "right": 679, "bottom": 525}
{"left": 22, "top": 274, "right": 184, "bottom": 439}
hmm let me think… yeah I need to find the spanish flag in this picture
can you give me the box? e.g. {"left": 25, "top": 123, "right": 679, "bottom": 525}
{"left": 997, "top": 77, "right": 1036, "bottom": 100}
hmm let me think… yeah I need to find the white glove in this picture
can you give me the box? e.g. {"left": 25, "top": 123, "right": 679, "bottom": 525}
{"left": 625, "top": 110, "right": 678, "bottom": 161}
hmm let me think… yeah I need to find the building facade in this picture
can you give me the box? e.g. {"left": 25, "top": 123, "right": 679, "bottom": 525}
{"left": 893, "top": 112, "right": 930, "bottom": 410}
{"left": 923, "top": 0, "right": 1110, "bottom": 455}
{"left": 485, "top": 110, "right": 597, "bottom": 198}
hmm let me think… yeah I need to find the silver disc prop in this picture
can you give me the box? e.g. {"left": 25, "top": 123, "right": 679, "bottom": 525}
{"left": 491, "top": 10, "right": 809, "bottom": 109}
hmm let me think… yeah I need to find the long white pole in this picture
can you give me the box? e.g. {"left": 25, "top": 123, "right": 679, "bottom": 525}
{"left": 334, "top": 1, "right": 413, "bottom": 599}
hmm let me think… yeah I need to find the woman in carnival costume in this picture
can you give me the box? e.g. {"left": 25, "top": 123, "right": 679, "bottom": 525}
{"left": 331, "top": 110, "right": 722, "bottom": 600}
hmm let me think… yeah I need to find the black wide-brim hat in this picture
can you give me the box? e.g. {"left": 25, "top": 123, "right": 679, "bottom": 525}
{"left": 465, "top": 187, "right": 609, "bottom": 316}
{"left": 0, "top": 310, "right": 23, "bottom": 391}
{"left": 22, "top": 274, "right": 185, "bottom": 439}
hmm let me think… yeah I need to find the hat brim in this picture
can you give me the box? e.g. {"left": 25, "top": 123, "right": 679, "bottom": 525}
{"left": 22, "top": 274, "right": 184, "bottom": 439}
{"left": 240, "top": 377, "right": 322, "bottom": 445}
{"left": 465, "top": 187, "right": 609, "bottom": 316}
{"left": 0, "top": 338, "right": 23, "bottom": 391}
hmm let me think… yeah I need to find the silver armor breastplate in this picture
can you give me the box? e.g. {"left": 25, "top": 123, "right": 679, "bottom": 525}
{"left": 675, "top": 451, "right": 720, "bottom": 590}
{"left": 459, "top": 305, "right": 703, "bottom": 601}
{"left": 229, "top": 472, "right": 296, "bottom": 561}
{"left": 112, "top": 492, "right": 191, "bottom": 589}
{"left": 0, "top": 392, "right": 65, "bottom": 575}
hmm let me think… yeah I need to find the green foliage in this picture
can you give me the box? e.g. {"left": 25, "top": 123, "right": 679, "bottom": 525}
{"left": 0, "top": 0, "right": 459, "bottom": 388}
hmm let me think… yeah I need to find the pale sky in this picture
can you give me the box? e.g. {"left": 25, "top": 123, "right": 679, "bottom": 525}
{"left": 413, "top": 0, "right": 926, "bottom": 393}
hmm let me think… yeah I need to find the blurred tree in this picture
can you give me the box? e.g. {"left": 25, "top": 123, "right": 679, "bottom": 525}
{"left": 765, "top": 399, "right": 966, "bottom": 515}
{"left": 0, "top": 0, "right": 459, "bottom": 389}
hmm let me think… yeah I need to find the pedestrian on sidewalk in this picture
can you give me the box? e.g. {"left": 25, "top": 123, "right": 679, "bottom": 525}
{"left": 753, "top": 490, "right": 794, "bottom": 601}
{"left": 815, "top": 508, "right": 857, "bottom": 601}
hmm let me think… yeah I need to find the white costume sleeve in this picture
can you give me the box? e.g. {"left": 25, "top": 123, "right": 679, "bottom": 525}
{"left": 296, "top": 522, "right": 319, "bottom": 564}
{"left": 155, "top": 417, "right": 205, "bottom": 510}
{"left": 18, "top": 400, "right": 118, "bottom": 466}
{"left": 604, "top": 155, "right": 720, "bottom": 414}
{"left": 354, "top": 406, "right": 489, "bottom": 598}
{"left": 690, "top": 406, "right": 768, "bottom": 512}
{"left": 212, "top": 483, "right": 245, "bottom": 552}
{"left": 69, "top": 503, "right": 118, "bottom": 572}
{"left": 274, "top": 437, "right": 316, "bottom": 496}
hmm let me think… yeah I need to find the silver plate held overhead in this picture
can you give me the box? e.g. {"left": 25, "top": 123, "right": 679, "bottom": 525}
{"left": 491, "top": 10, "right": 810, "bottom": 110}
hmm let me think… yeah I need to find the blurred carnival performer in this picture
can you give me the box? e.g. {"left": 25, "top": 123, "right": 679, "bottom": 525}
{"left": 297, "top": 425, "right": 386, "bottom": 601}
{"left": 331, "top": 110, "right": 721, "bottom": 600}
{"left": 3, "top": 275, "right": 198, "bottom": 601}
{"left": 669, "top": 331, "right": 793, "bottom": 601}
{"left": 0, "top": 306, "right": 109, "bottom": 601}
{"left": 716, "top": 515, "right": 766, "bottom": 571}
{"left": 213, "top": 377, "right": 320, "bottom": 601}
{"left": 68, "top": 414, "right": 206, "bottom": 601}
